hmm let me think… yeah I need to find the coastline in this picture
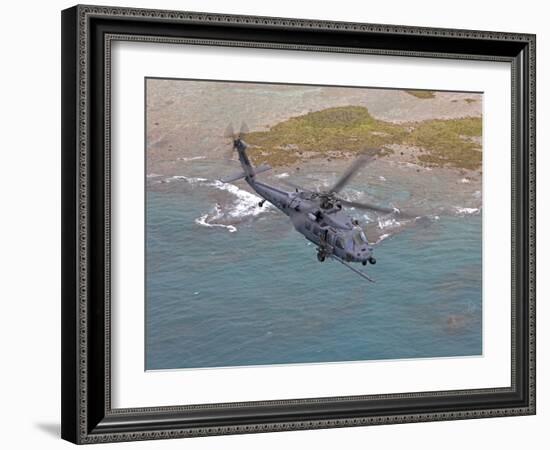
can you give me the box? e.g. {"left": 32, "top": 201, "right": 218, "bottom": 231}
{"left": 145, "top": 80, "right": 483, "bottom": 220}
{"left": 146, "top": 80, "right": 482, "bottom": 178}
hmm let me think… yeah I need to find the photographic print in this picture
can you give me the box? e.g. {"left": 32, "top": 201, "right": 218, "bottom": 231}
{"left": 145, "top": 78, "right": 483, "bottom": 371}
{"left": 61, "top": 8, "right": 536, "bottom": 441}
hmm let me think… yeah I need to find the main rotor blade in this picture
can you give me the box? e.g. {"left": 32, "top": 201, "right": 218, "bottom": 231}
{"left": 329, "top": 153, "right": 375, "bottom": 194}
{"left": 278, "top": 178, "right": 313, "bottom": 193}
{"left": 338, "top": 198, "right": 396, "bottom": 214}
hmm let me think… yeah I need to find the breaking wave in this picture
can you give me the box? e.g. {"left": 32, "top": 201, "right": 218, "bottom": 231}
{"left": 374, "top": 233, "right": 391, "bottom": 244}
{"left": 160, "top": 174, "right": 479, "bottom": 236}
{"left": 367, "top": 213, "right": 440, "bottom": 245}
{"left": 195, "top": 205, "right": 237, "bottom": 233}
{"left": 177, "top": 156, "right": 206, "bottom": 162}
{"left": 377, "top": 216, "right": 402, "bottom": 229}
{"left": 170, "top": 175, "right": 208, "bottom": 183}
{"left": 454, "top": 206, "right": 480, "bottom": 215}
{"left": 168, "top": 175, "right": 272, "bottom": 232}
{"left": 208, "top": 180, "right": 268, "bottom": 219}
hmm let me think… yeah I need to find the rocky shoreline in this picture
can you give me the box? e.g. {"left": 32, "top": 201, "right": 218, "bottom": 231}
{"left": 244, "top": 106, "right": 482, "bottom": 173}
{"left": 146, "top": 80, "right": 482, "bottom": 181}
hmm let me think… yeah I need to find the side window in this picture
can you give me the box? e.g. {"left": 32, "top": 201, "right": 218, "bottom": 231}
{"left": 335, "top": 237, "right": 344, "bottom": 249}
{"left": 312, "top": 226, "right": 319, "bottom": 236}
{"left": 305, "top": 221, "right": 311, "bottom": 231}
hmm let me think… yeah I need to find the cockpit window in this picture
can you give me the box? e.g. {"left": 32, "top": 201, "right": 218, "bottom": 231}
{"left": 352, "top": 227, "right": 368, "bottom": 245}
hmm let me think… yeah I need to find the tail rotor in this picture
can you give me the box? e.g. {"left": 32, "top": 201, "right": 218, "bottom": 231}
{"left": 223, "top": 122, "right": 249, "bottom": 160}
{"left": 223, "top": 122, "right": 249, "bottom": 141}
{"left": 219, "top": 122, "right": 272, "bottom": 184}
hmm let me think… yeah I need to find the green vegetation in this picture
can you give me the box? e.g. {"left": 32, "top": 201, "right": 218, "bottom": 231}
{"left": 245, "top": 106, "right": 404, "bottom": 166}
{"left": 405, "top": 90, "right": 436, "bottom": 99}
{"left": 464, "top": 98, "right": 478, "bottom": 104}
{"left": 245, "top": 106, "right": 482, "bottom": 170}
{"left": 408, "top": 117, "right": 482, "bottom": 170}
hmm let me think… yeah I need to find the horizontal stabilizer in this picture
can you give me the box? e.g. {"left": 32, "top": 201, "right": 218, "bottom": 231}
{"left": 220, "top": 164, "right": 272, "bottom": 183}
{"left": 220, "top": 170, "right": 247, "bottom": 183}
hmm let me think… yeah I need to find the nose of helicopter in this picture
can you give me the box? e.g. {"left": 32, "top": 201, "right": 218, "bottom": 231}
{"left": 358, "top": 246, "right": 375, "bottom": 265}
{"left": 348, "top": 247, "right": 369, "bottom": 261}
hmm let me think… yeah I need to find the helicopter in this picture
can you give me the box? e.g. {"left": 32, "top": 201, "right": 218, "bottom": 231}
{"left": 220, "top": 123, "right": 407, "bottom": 282}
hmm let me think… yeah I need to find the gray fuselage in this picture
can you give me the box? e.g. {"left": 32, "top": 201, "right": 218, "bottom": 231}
{"left": 235, "top": 139, "right": 374, "bottom": 264}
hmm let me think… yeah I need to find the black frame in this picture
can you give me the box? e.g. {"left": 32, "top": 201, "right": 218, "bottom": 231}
{"left": 61, "top": 4, "right": 536, "bottom": 444}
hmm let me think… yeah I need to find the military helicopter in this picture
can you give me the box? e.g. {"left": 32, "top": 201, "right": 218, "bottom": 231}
{"left": 220, "top": 123, "right": 406, "bottom": 282}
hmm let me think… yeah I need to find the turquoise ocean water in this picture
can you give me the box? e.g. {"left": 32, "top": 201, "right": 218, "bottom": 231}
{"left": 145, "top": 159, "right": 482, "bottom": 370}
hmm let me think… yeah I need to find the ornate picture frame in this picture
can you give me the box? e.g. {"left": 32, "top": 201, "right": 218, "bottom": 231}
{"left": 61, "top": 4, "right": 536, "bottom": 444}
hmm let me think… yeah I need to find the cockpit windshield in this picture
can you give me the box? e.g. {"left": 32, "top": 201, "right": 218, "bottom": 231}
{"left": 352, "top": 227, "right": 368, "bottom": 246}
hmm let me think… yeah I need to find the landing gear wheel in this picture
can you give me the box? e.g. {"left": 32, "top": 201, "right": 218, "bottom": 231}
{"left": 317, "top": 252, "right": 326, "bottom": 262}
{"left": 368, "top": 257, "right": 377, "bottom": 265}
